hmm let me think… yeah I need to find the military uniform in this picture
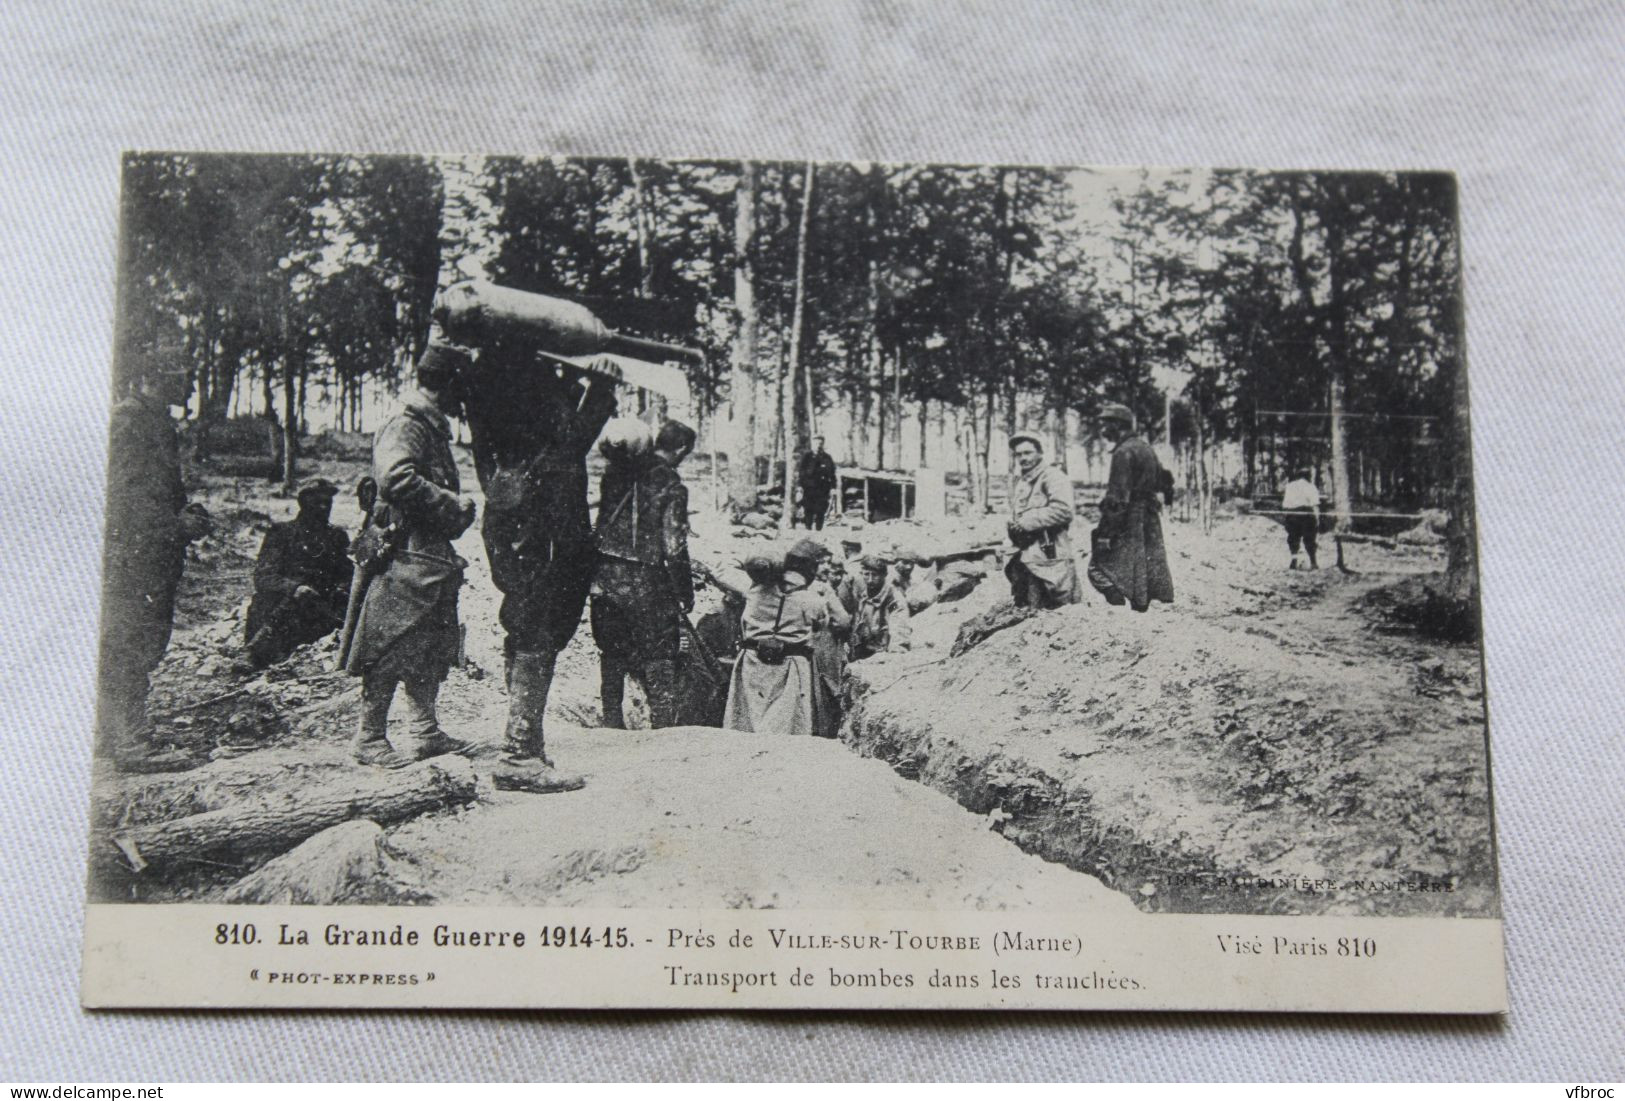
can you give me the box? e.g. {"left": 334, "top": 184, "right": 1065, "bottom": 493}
{"left": 245, "top": 509, "right": 351, "bottom": 667}
{"left": 723, "top": 572, "right": 828, "bottom": 738}
{"left": 838, "top": 570, "right": 912, "bottom": 661}
{"left": 457, "top": 345, "right": 615, "bottom": 785}
{"left": 1089, "top": 435, "right": 1175, "bottom": 612}
{"left": 590, "top": 451, "right": 693, "bottom": 728}
{"left": 807, "top": 579, "right": 851, "bottom": 739}
{"left": 797, "top": 448, "right": 837, "bottom": 529}
{"left": 1005, "top": 458, "right": 1082, "bottom": 609}
{"left": 96, "top": 393, "right": 197, "bottom": 764}
{"left": 345, "top": 389, "right": 472, "bottom": 764}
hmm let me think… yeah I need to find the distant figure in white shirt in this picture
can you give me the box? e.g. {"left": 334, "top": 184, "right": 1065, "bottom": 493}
{"left": 1280, "top": 469, "right": 1322, "bottom": 570}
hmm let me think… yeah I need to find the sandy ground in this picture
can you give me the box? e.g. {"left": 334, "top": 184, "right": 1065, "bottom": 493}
{"left": 388, "top": 726, "right": 1133, "bottom": 912}
{"left": 90, "top": 448, "right": 1491, "bottom": 919}
{"left": 89, "top": 450, "right": 1128, "bottom": 913}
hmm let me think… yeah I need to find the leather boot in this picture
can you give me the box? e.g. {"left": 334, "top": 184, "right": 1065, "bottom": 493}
{"left": 106, "top": 689, "right": 194, "bottom": 773}
{"left": 352, "top": 673, "right": 412, "bottom": 769}
{"left": 599, "top": 654, "right": 627, "bottom": 729}
{"left": 401, "top": 673, "right": 469, "bottom": 759}
{"left": 493, "top": 650, "right": 585, "bottom": 793}
{"left": 641, "top": 659, "right": 680, "bottom": 729}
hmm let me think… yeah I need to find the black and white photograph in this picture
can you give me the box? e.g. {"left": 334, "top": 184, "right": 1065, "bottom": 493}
{"left": 79, "top": 152, "right": 1502, "bottom": 1009}
{"left": 8, "top": 0, "right": 1624, "bottom": 1081}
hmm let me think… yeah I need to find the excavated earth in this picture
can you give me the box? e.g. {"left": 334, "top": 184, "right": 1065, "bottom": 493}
{"left": 87, "top": 455, "right": 1129, "bottom": 912}
{"left": 89, "top": 453, "right": 1494, "bottom": 919}
{"left": 845, "top": 516, "right": 1496, "bottom": 917}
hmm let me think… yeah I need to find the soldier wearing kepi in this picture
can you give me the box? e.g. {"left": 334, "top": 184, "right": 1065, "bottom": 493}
{"left": 1004, "top": 431, "right": 1081, "bottom": 609}
{"left": 838, "top": 554, "right": 912, "bottom": 661}
{"left": 343, "top": 345, "right": 477, "bottom": 768}
{"left": 244, "top": 478, "right": 352, "bottom": 668}
{"left": 97, "top": 340, "right": 212, "bottom": 772}
{"left": 1088, "top": 403, "right": 1175, "bottom": 613}
{"left": 453, "top": 338, "right": 617, "bottom": 793}
{"left": 591, "top": 418, "right": 698, "bottom": 729}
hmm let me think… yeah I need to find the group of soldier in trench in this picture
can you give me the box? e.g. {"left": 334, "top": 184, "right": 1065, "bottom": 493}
{"left": 96, "top": 337, "right": 1181, "bottom": 785}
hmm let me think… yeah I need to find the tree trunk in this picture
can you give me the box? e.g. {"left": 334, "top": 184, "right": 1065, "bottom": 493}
{"left": 979, "top": 384, "right": 995, "bottom": 512}
{"left": 1444, "top": 348, "right": 1478, "bottom": 605}
{"left": 956, "top": 406, "right": 979, "bottom": 513}
{"left": 1193, "top": 395, "right": 1212, "bottom": 534}
{"left": 104, "top": 757, "right": 477, "bottom": 875}
{"left": 864, "top": 166, "right": 884, "bottom": 471}
{"left": 770, "top": 329, "right": 786, "bottom": 475}
{"left": 780, "top": 163, "right": 815, "bottom": 532}
{"left": 280, "top": 358, "right": 298, "bottom": 492}
{"left": 628, "top": 159, "right": 656, "bottom": 299}
{"left": 875, "top": 347, "right": 888, "bottom": 469}
{"left": 628, "top": 159, "right": 669, "bottom": 420}
{"left": 851, "top": 388, "right": 864, "bottom": 464}
{"left": 1324, "top": 212, "right": 1355, "bottom": 531}
{"left": 802, "top": 323, "right": 818, "bottom": 442}
{"left": 726, "top": 163, "right": 760, "bottom": 515}
{"left": 892, "top": 346, "right": 904, "bottom": 465}
{"left": 1327, "top": 371, "right": 1353, "bottom": 530}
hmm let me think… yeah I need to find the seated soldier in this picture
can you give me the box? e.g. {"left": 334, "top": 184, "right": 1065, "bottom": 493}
{"left": 244, "top": 478, "right": 353, "bottom": 667}
{"left": 1005, "top": 430, "right": 1081, "bottom": 609}
{"left": 838, "top": 554, "right": 912, "bottom": 662}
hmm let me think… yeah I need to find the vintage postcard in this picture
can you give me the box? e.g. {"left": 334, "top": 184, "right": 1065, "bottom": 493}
{"left": 82, "top": 155, "right": 1503, "bottom": 1012}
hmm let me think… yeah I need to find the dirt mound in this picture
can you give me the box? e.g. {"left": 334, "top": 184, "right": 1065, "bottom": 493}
{"left": 385, "top": 725, "right": 1137, "bottom": 912}
{"left": 843, "top": 517, "right": 1496, "bottom": 917}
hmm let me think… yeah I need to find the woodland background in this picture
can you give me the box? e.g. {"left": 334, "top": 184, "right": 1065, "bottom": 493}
{"left": 121, "top": 154, "right": 1474, "bottom": 592}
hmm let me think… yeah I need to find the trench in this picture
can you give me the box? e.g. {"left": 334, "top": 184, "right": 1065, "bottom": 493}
{"left": 838, "top": 689, "right": 1254, "bottom": 914}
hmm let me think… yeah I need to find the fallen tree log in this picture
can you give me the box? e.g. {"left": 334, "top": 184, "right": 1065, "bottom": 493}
{"left": 106, "top": 756, "right": 477, "bottom": 874}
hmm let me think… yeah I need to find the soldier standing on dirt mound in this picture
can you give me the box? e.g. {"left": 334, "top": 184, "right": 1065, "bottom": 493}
{"left": 1004, "top": 431, "right": 1082, "bottom": 610}
{"left": 449, "top": 338, "right": 618, "bottom": 793}
{"left": 343, "top": 346, "right": 478, "bottom": 768}
{"left": 1088, "top": 403, "right": 1175, "bottom": 613}
{"left": 591, "top": 418, "right": 698, "bottom": 729}
{"left": 796, "top": 435, "right": 837, "bottom": 530}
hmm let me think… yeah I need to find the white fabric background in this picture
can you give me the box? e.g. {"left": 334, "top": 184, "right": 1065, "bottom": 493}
{"left": 1, "top": 0, "right": 1621, "bottom": 1082}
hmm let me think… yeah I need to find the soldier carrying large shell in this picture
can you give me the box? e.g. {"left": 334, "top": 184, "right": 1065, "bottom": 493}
{"left": 428, "top": 281, "right": 700, "bottom": 793}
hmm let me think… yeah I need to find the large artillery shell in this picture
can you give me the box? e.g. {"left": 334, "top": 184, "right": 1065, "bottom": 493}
{"left": 433, "top": 280, "right": 611, "bottom": 355}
